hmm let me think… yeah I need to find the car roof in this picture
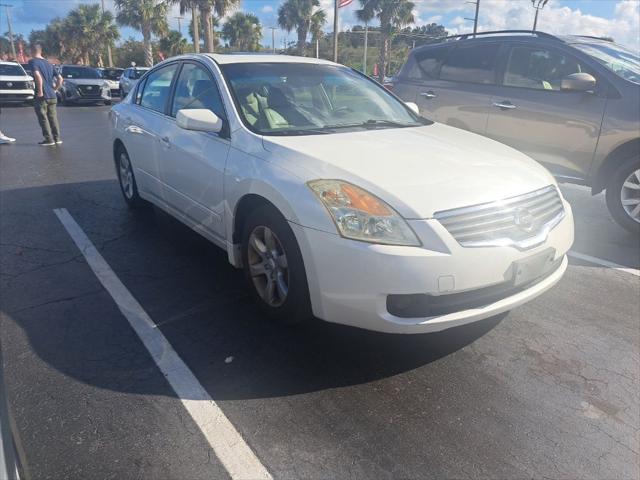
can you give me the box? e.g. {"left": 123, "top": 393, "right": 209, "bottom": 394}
{"left": 204, "top": 53, "right": 337, "bottom": 66}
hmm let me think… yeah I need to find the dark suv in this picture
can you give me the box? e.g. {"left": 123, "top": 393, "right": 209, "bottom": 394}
{"left": 393, "top": 31, "right": 640, "bottom": 233}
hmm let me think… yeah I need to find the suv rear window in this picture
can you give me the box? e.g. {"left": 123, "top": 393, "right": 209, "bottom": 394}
{"left": 408, "top": 47, "right": 451, "bottom": 80}
{"left": 440, "top": 44, "right": 501, "bottom": 84}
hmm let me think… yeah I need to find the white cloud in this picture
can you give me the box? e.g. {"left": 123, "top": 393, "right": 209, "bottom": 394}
{"left": 413, "top": 0, "right": 640, "bottom": 50}
{"left": 261, "top": 5, "right": 274, "bottom": 14}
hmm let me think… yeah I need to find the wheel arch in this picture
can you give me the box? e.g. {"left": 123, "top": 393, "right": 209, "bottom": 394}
{"left": 592, "top": 138, "right": 640, "bottom": 194}
{"left": 112, "top": 138, "right": 126, "bottom": 167}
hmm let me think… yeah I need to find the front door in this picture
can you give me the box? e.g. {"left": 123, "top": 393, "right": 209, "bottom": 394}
{"left": 485, "top": 44, "right": 607, "bottom": 178}
{"left": 157, "top": 61, "right": 230, "bottom": 239}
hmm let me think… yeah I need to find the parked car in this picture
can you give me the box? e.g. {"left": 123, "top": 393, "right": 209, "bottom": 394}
{"left": 0, "top": 61, "right": 34, "bottom": 104}
{"left": 58, "top": 65, "right": 111, "bottom": 105}
{"left": 0, "top": 349, "right": 24, "bottom": 480}
{"left": 119, "top": 66, "right": 149, "bottom": 97}
{"left": 98, "top": 67, "right": 124, "bottom": 97}
{"left": 392, "top": 31, "right": 640, "bottom": 233}
{"left": 110, "top": 54, "right": 574, "bottom": 334}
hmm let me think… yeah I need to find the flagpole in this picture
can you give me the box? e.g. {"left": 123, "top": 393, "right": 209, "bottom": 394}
{"left": 333, "top": 0, "right": 339, "bottom": 62}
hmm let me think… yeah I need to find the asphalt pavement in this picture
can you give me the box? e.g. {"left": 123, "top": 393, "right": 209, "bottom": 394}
{"left": 0, "top": 103, "right": 638, "bottom": 480}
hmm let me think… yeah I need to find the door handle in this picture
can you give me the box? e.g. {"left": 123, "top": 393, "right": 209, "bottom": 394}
{"left": 420, "top": 91, "right": 437, "bottom": 99}
{"left": 159, "top": 136, "right": 171, "bottom": 148}
{"left": 125, "top": 125, "right": 143, "bottom": 134}
{"left": 493, "top": 101, "right": 517, "bottom": 110}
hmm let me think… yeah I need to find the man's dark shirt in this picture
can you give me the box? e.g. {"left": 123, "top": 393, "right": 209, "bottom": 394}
{"left": 28, "top": 58, "right": 57, "bottom": 99}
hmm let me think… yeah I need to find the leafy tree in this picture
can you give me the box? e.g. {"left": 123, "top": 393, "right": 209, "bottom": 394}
{"left": 114, "top": 0, "right": 168, "bottom": 67}
{"left": 65, "top": 4, "right": 119, "bottom": 66}
{"left": 222, "top": 12, "right": 261, "bottom": 52}
{"left": 356, "top": 0, "right": 415, "bottom": 81}
{"left": 278, "top": 0, "right": 325, "bottom": 56}
{"left": 169, "top": 0, "right": 200, "bottom": 53}
{"left": 195, "top": 0, "right": 240, "bottom": 53}
{"left": 159, "top": 30, "right": 188, "bottom": 57}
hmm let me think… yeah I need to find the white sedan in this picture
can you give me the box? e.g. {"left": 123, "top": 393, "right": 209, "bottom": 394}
{"left": 110, "top": 54, "right": 574, "bottom": 334}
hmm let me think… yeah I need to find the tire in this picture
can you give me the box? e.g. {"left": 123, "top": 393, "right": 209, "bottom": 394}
{"left": 115, "top": 145, "right": 146, "bottom": 209}
{"left": 605, "top": 156, "right": 640, "bottom": 234}
{"left": 241, "top": 204, "right": 312, "bottom": 324}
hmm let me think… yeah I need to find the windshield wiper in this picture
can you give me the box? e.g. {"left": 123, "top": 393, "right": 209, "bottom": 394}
{"left": 323, "top": 119, "right": 420, "bottom": 130}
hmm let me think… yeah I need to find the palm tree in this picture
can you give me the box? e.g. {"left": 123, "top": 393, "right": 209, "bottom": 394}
{"left": 159, "top": 30, "right": 188, "bottom": 57}
{"left": 278, "top": 0, "right": 325, "bottom": 56}
{"left": 309, "top": 9, "right": 326, "bottom": 58}
{"left": 65, "top": 4, "right": 119, "bottom": 66}
{"left": 357, "top": 0, "right": 414, "bottom": 81}
{"left": 222, "top": 12, "right": 261, "bottom": 52}
{"left": 169, "top": 0, "right": 200, "bottom": 53}
{"left": 195, "top": 0, "right": 240, "bottom": 53}
{"left": 114, "top": 0, "right": 168, "bottom": 67}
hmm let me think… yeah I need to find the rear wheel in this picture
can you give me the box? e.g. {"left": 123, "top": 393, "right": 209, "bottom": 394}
{"left": 606, "top": 157, "right": 640, "bottom": 234}
{"left": 241, "top": 204, "right": 311, "bottom": 324}
{"left": 116, "top": 146, "right": 146, "bottom": 209}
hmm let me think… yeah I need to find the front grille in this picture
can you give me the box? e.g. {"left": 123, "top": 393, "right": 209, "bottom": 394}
{"left": 77, "top": 84, "right": 102, "bottom": 97}
{"left": 0, "top": 81, "right": 29, "bottom": 90}
{"left": 434, "top": 185, "right": 564, "bottom": 249}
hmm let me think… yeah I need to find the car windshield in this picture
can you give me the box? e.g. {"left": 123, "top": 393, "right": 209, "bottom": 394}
{"left": 61, "top": 66, "right": 100, "bottom": 79}
{"left": 221, "top": 62, "right": 427, "bottom": 136}
{"left": 130, "top": 69, "right": 147, "bottom": 79}
{"left": 101, "top": 68, "right": 122, "bottom": 80}
{"left": 0, "top": 64, "right": 25, "bottom": 76}
{"left": 573, "top": 42, "right": 640, "bottom": 84}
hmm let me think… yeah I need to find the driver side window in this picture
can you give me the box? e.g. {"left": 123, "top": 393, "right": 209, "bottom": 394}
{"left": 504, "top": 46, "right": 592, "bottom": 91}
{"left": 171, "top": 63, "right": 225, "bottom": 120}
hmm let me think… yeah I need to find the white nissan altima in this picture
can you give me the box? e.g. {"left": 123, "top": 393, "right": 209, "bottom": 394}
{"left": 110, "top": 54, "right": 574, "bottom": 334}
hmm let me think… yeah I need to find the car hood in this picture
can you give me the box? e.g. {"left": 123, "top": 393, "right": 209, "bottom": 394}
{"left": 0, "top": 74, "right": 32, "bottom": 82}
{"left": 262, "top": 123, "right": 557, "bottom": 219}
{"left": 65, "top": 78, "right": 105, "bottom": 86}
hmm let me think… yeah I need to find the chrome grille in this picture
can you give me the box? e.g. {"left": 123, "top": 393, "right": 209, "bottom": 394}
{"left": 78, "top": 84, "right": 102, "bottom": 97}
{"left": 0, "top": 81, "right": 29, "bottom": 90}
{"left": 434, "top": 185, "right": 565, "bottom": 249}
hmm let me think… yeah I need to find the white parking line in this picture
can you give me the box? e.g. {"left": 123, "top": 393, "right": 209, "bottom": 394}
{"left": 53, "top": 208, "right": 272, "bottom": 480}
{"left": 568, "top": 251, "right": 640, "bottom": 277}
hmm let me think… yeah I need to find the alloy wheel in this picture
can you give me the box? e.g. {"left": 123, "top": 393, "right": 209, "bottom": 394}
{"left": 620, "top": 168, "right": 640, "bottom": 224}
{"left": 119, "top": 153, "right": 134, "bottom": 200}
{"left": 247, "top": 226, "right": 289, "bottom": 307}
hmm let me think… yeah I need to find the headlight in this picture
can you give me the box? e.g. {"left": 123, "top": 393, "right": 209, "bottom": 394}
{"left": 308, "top": 179, "right": 421, "bottom": 246}
{"left": 27, "top": 81, "right": 35, "bottom": 89}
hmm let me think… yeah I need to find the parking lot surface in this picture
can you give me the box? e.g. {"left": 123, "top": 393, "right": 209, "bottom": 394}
{"left": 1, "top": 103, "right": 638, "bottom": 479}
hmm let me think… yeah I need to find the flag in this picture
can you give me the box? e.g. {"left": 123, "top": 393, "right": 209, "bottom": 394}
{"left": 338, "top": 0, "right": 353, "bottom": 7}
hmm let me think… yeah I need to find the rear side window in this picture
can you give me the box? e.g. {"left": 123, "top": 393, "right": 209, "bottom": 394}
{"left": 140, "top": 63, "right": 178, "bottom": 114}
{"left": 504, "top": 46, "right": 592, "bottom": 91}
{"left": 440, "top": 44, "right": 501, "bottom": 84}
{"left": 408, "top": 47, "right": 451, "bottom": 80}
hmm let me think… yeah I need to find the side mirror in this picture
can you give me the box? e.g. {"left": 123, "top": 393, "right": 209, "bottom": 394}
{"left": 176, "top": 109, "right": 223, "bottom": 133}
{"left": 405, "top": 102, "right": 419, "bottom": 115}
{"left": 561, "top": 73, "right": 596, "bottom": 92}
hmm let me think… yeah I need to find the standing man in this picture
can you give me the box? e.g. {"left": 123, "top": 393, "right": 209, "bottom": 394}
{"left": 0, "top": 105, "right": 16, "bottom": 144}
{"left": 28, "top": 44, "right": 63, "bottom": 146}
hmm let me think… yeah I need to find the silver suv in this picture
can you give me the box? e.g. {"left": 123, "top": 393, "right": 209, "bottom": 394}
{"left": 393, "top": 31, "right": 640, "bottom": 233}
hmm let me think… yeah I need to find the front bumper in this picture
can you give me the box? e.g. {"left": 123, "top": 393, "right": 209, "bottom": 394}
{"left": 0, "top": 90, "right": 34, "bottom": 102}
{"left": 63, "top": 89, "right": 111, "bottom": 103}
{"left": 291, "top": 201, "right": 574, "bottom": 334}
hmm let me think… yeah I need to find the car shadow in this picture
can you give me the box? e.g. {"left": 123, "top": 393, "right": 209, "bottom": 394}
{"left": 1, "top": 180, "right": 507, "bottom": 401}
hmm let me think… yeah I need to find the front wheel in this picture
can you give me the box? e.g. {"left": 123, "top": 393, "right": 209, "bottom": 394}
{"left": 116, "top": 146, "right": 146, "bottom": 209}
{"left": 241, "top": 205, "right": 312, "bottom": 324}
{"left": 606, "top": 157, "right": 640, "bottom": 234}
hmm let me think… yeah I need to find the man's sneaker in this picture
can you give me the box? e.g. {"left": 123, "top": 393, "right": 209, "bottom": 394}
{"left": 55, "top": 139, "right": 63, "bottom": 145}
{"left": 0, "top": 133, "right": 16, "bottom": 143}
{"left": 38, "top": 140, "right": 55, "bottom": 146}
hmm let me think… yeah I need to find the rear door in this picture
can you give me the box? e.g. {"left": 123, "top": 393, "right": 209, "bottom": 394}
{"left": 123, "top": 63, "right": 179, "bottom": 200}
{"left": 413, "top": 42, "right": 505, "bottom": 135}
{"left": 156, "top": 60, "right": 230, "bottom": 238}
{"left": 485, "top": 43, "right": 607, "bottom": 178}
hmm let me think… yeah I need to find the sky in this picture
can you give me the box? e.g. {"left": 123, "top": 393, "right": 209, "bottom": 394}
{"left": 1, "top": 0, "right": 639, "bottom": 51}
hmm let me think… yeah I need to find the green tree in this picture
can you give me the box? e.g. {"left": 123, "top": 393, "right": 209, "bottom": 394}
{"left": 170, "top": 0, "right": 200, "bottom": 53}
{"left": 222, "top": 12, "right": 261, "bottom": 52}
{"left": 159, "top": 30, "right": 188, "bottom": 57}
{"left": 278, "top": 0, "right": 324, "bottom": 56}
{"left": 114, "top": 0, "right": 168, "bottom": 67}
{"left": 65, "top": 4, "right": 119, "bottom": 66}
{"left": 356, "top": 0, "right": 415, "bottom": 81}
{"left": 195, "top": 0, "right": 240, "bottom": 53}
